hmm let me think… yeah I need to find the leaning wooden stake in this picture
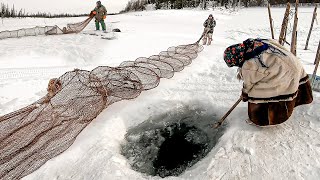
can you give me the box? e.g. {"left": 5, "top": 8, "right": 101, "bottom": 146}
{"left": 291, "top": 0, "right": 299, "bottom": 55}
{"left": 1, "top": 13, "right": 4, "bottom": 25}
{"left": 311, "top": 41, "right": 320, "bottom": 87}
{"left": 305, "top": 5, "right": 317, "bottom": 50}
{"left": 315, "top": 41, "right": 320, "bottom": 65}
{"left": 268, "top": 3, "right": 275, "bottom": 39}
{"left": 212, "top": 97, "right": 242, "bottom": 128}
{"left": 279, "top": 3, "right": 291, "bottom": 45}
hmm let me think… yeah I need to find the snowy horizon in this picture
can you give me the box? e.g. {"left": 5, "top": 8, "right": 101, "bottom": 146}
{"left": 0, "top": 0, "right": 130, "bottom": 14}
{"left": 0, "top": 6, "right": 320, "bottom": 180}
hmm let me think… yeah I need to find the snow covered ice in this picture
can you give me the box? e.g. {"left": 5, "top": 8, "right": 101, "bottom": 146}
{"left": 1, "top": 7, "right": 320, "bottom": 180}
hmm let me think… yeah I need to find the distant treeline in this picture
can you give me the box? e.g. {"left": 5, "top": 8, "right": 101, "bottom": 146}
{"left": 121, "top": 0, "right": 320, "bottom": 13}
{"left": 269, "top": 0, "right": 319, "bottom": 5}
{"left": 0, "top": 3, "right": 88, "bottom": 18}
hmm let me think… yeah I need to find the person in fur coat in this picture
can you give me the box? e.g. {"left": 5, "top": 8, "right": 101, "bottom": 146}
{"left": 202, "top": 14, "right": 216, "bottom": 46}
{"left": 223, "top": 38, "right": 313, "bottom": 126}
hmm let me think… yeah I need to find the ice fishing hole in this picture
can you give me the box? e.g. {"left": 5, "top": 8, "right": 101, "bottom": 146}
{"left": 121, "top": 107, "right": 226, "bottom": 178}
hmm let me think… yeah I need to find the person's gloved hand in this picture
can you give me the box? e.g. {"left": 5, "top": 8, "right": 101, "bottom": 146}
{"left": 89, "top": 11, "right": 97, "bottom": 18}
{"left": 103, "top": 15, "right": 106, "bottom": 19}
{"left": 241, "top": 91, "right": 249, "bottom": 102}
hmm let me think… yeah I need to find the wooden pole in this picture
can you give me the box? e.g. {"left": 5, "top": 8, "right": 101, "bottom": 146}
{"left": 1, "top": 12, "right": 4, "bottom": 25}
{"left": 268, "top": 3, "right": 275, "bottom": 39}
{"left": 212, "top": 97, "right": 242, "bottom": 128}
{"left": 279, "top": 3, "right": 291, "bottom": 45}
{"left": 305, "top": 5, "right": 317, "bottom": 50}
{"left": 295, "top": 31, "right": 298, "bottom": 54}
{"left": 291, "top": 0, "right": 299, "bottom": 56}
{"left": 312, "top": 41, "right": 320, "bottom": 87}
{"left": 315, "top": 41, "right": 320, "bottom": 65}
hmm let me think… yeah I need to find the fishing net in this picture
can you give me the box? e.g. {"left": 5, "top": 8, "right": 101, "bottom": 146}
{"left": 0, "top": 42, "right": 204, "bottom": 179}
{"left": 0, "top": 17, "right": 93, "bottom": 40}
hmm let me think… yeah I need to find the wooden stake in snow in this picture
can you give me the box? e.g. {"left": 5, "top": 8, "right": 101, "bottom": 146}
{"left": 315, "top": 41, "right": 320, "bottom": 65}
{"left": 305, "top": 5, "right": 317, "bottom": 50}
{"left": 291, "top": 0, "right": 299, "bottom": 55}
{"left": 279, "top": 3, "right": 291, "bottom": 45}
{"left": 311, "top": 41, "right": 320, "bottom": 87}
{"left": 268, "top": 3, "right": 275, "bottom": 39}
{"left": 1, "top": 12, "right": 4, "bottom": 25}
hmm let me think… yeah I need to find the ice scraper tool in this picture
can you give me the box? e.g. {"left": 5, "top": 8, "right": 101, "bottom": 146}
{"left": 212, "top": 97, "right": 242, "bottom": 128}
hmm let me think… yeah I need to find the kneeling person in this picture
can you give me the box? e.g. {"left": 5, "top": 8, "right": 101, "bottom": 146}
{"left": 223, "top": 38, "right": 313, "bottom": 126}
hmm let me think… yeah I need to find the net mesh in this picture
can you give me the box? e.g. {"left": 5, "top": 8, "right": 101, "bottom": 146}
{"left": 0, "top": 17, "right": 93, "bottom": 40}
{"left": 0, "top": 42, "right": 204, "bottom": 179}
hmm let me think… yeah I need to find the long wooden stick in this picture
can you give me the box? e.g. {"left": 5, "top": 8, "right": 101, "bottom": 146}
{"left": 291, "top": 0, "right": 299, "bottom": 55}
{"left": 268, "top": 3, "right": 275, "bottom": 39}
{"left": 279, "top": 3, "right": 291, "bottom": 45}
{"left": 312, "top": 41, "right": 320, "bottom": 87}
{"left": 305, "top": 5, "right": 317, "bottom": 50}
{"left": 315, "top": 41, "right": 320, "bottom": 65}
{"left": 212, "top": 97, "right": 242, "bottom": 128}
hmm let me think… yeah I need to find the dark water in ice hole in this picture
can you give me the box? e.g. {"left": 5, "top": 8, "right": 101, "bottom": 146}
{"left": 120, "top": 105, "right": 226, "bottom": 178}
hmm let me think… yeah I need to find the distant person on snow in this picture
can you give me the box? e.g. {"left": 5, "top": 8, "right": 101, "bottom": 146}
{"left": 223, "top": 38, "right": 313, "bottom": 126}
{"left": 90, "top": 1, "right": 107, "bottom": 31}
{"left": 202, "top": 14, "right": 216, "bottom": 46}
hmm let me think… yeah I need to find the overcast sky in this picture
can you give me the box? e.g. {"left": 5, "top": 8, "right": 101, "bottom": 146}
{"left": 0, "top": 0, "right": 129, "bottom": 14}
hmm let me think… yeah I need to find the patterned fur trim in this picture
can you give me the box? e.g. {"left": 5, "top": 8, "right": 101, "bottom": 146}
{"left": 299, "top": 75, "right": 310, "bottom": 85}
{"left": 248, "top": 92, "right": 297, "bottom": 103}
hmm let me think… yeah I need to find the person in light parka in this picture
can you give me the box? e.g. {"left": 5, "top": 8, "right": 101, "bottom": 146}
{"left": 223, "top": 38, "right": 313, "bottom": 126}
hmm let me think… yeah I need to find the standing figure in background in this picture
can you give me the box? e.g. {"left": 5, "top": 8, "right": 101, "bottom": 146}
{"left": 91, "top": 1, "right": 107, "bottom": 31}
{"left": 202, "top": 14, "right": 216, "bottom": 46}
